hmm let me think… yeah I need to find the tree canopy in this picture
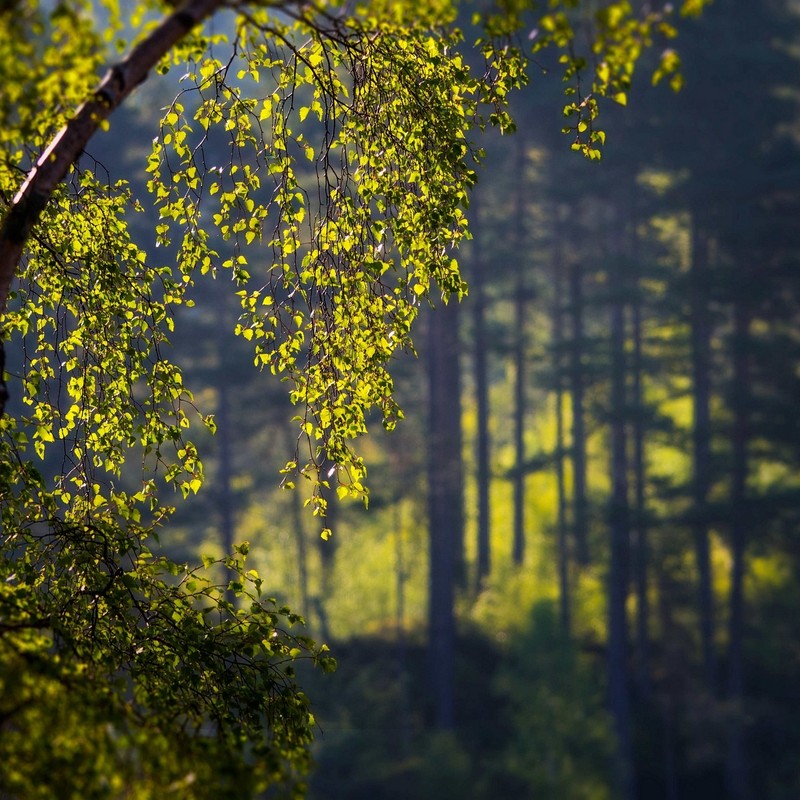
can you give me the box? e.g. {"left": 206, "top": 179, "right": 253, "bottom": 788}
{"left": 0, "top": 0, "right": 708, "bottom": 796}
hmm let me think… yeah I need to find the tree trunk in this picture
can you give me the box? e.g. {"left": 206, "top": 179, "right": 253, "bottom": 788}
{"left": 689, "top": 221, "right": 718, "bottom": 694}
{"left": 725, "top": 300, "right": 751, "bottom": 800}
{"left": 552, "top": 224, "right": 571, "bottom": 633}
{"left": 393, "top": 498, "right": 412, "bottom": 759}
{"left": 630, "top": 235, "right": 652, "bottom": 696}
{"left": 657, "top": 564, "right": 680, "bottom": 800}
{"left": 289, "top": 481, "right": 310, "bottom": 621}
{"left": 426, "top": 300, "right": 464, "bottom": 730}
{"left": 471, "top": 198, "right": 491, "bottom": 589}
{"left": 0, "top": 0, "right": 227, "bottom": 418}
{"left": 215, "top": 292, "right": 237, "bottom": 606}
{"left": 569, "top": 258, "right": 590, "bottom": 565}
{"left": 0, "top": 0, "right": 224, "bottom": 310}
{"left": 512, "top": 141, "right": 528, "bottom": 567}
{"left": 512, "top": 276, "right": 527, "bottom": 567}
{"left": 315, "top": 459, "right": 337, "bottom": 636}
{"left": 608, "top": 237, "right": 634, "bottom": 800}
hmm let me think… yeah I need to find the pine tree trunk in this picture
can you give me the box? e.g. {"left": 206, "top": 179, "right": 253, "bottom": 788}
{"left": 215, "top": 292, "right": 236, "bottom": 606}
{"left": 725, "top": 300, "right": 751, "bottom": 800}
{"left": 315, "top": 460, "right": 337, "bottom": 639}
{"left": 393, "top": 499, "right": 412, "bottom": 759}
{"left": 608, "top": 238, "right": 634, "bottom": 800}
{"left": 426, "top": 300, "right": 464, "bottom": 730}
{"left": 471, "top": 199, "right": 491, "bottom": 589}
{"left": 512, "top": 273, "right": 527, "bottom": 567}
{"left": 630, "top": 238, "right": 652, "bottom": 696}
{"left": 689, "top": 221, "right": 718, "bottom": 693}
{"left": 569, "top": 259, "right": 590, "bottom": 566}
{"left": 657, "top": 564, "right": 680, "bottom": 800}
{"left": 512, "top": 141, "right": 528, "bottom": 567}
{"left": 552, "top": 226, "right": 571, "bottom": 633}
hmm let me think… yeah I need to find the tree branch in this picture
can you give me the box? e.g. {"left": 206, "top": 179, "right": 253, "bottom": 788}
{"left": 0, "top": 0, "right": 226, "bottom": 315}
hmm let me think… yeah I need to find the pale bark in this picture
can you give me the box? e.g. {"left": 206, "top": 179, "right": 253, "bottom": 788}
{"left": 0, "top": 0, "right": 226, "bottom": 311}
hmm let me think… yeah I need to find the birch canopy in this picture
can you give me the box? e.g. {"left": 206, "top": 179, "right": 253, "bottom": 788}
{"left": 0, "top": 0, "right": 707, "bottom": 796}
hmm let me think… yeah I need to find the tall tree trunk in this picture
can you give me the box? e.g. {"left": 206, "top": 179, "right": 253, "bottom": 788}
{"left": 512, "top": 140, "right": 528, "bottom": 567}
{"left": 689, "top": 220, "right": 717, "bottom": 694}
{"left": 289, "top": 480, "right": 310, "bottom": 620}
{"left": 725, "top": 301, "right": 751, "bottom": 800}
{"left": 552, "top": 225, "right": 571, "bottom": 633}
{"left": 569, "top": 259, "right": 590, "bottom": 565}
{"left": 215, "top": 292, "right": 236, "bottom": 606}
{"left": 426, "top": 300, "right": 464, "bottom": 730}
{"left": 608, "top": 238, "right": 634, "bottom": 800}
{"left": 630, "top": 234, "right": 652, "bottom": 696}
{"left": 393, "top": 498, "right": 412, "bottom": 760}
{"left": 657, "top": 564, "right": 680, "bottom": 800}
{"left": 512, "top": 278, "right": 527, "bottom": 567}
{"left": 471, "top": 198, "right": 491, "bottom": 589}
{"left": 314, "top": 462, "right": 337, "bottom": 642}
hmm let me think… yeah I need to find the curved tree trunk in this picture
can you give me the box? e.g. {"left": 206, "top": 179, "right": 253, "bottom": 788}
{"left": 0, "top": 0, "right": 228, "bottom": 417}
{"left": 0, "top": 0, "right": 224, "bottom": 308}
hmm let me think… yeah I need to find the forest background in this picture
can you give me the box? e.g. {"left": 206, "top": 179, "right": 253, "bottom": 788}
{"left": 1, "top": 0, "right": 799, "bottom": 798}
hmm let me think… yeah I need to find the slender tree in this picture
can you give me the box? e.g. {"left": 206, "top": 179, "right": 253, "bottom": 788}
{"left": 629, "top": 222, "right": 652, "bottom": 696}
{"left": 289, "top": 471, "right": 311, "bottom": 620}
{"left": 607, "top": 220, "right": 634, "bottom": 800}
{"left": 470, "top": 195, "right": 492, "bottom": 589}
{"left": 689, "top": 217, "right": 718, "bottom": 694}
{"left": 215, "top": 290, "right": 237, "bottom": 605}
{"left": 551, "top": 215, "right": 571, "bottom": 633}
{"left": 426, "top": 299, "right": 464, "bottom": 729}
{"left": 0, "top": 1, "right": 527, "bottom": 787}
{"left": 0, "top": 0, "right": 717, "bottom": 791}
{"left": 511, "top": 140, "right": 529, "bottom": 567}
{"left": 568, "top": 255, "right": 591, "bottom": 566}
{"left": 725, "top": 299, "right": 751, "bottom": 800}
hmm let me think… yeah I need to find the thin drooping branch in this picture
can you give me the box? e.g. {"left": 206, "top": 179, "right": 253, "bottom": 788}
{"left": 0, "top": 0, "right": 227, "bottom": 313}
{"left": 0, "top": 0, "right": 235, "bottom": 417}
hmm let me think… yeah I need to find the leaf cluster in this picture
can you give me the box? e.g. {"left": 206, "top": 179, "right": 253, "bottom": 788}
{"left": 0, "top": 0, "right": 712, "bottom": 794}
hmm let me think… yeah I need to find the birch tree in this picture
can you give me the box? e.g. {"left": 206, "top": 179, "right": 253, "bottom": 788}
{"left": 0, "top": 0, "right": 707, "bottom": 795}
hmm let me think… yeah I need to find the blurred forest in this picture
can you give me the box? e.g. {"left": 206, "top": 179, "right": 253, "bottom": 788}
{"left": 90, "top": 0, "right": 800, "bottom": 797}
